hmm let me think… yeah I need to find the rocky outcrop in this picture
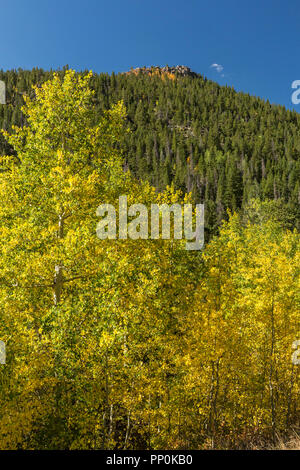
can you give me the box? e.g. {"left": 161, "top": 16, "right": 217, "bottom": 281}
{"left": 125, "top": 65, "right": 197, "bottom": 78}
{"left": 160, "top": 65, "right": 196, "bottom": 76}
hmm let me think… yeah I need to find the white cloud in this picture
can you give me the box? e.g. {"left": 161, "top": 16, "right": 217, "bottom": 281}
{"left": 210, "top": 63, "right": 224, "bottom": 74}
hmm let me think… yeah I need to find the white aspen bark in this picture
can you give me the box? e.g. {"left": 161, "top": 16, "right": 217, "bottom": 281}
{"left": 53, "top": 213, "right": 64, "bottom": 306}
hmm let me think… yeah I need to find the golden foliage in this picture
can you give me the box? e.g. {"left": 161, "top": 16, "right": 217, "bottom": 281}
{"left": 0, "top": 71, "right": 298, "bottom": 449}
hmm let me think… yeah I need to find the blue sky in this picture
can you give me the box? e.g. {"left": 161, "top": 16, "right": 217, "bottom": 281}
{"left": 1, "top": 0, "right": 300, "bottom": 110}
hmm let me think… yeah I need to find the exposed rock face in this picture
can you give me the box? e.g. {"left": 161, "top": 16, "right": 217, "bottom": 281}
{"left": 161, "top": 65, "right": 196, "bottom": 76}
{"left": 126, "top": 65, "right": 197, "bottom": 77}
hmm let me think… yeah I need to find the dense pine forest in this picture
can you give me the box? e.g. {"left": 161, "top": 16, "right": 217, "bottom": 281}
{"left": 0, "top": 69, "right": 299, "bottom": 450}
{"left": 1, "top": 66, "right": 299, "bottom": 235}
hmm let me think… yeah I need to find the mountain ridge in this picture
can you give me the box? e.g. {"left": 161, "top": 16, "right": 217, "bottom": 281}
{"left": 0, "top": 67, "right": 299, "bottom": 234}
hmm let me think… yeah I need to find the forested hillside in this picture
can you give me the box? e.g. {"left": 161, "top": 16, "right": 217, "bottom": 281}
{"left": 0, "top": 69, "right": 299, "bottom": 450}
{"left": 0, "top": 66, "right": 299, "bottom": 234}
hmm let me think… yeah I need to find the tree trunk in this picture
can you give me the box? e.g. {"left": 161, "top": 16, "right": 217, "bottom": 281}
{"left": 53, "top": 213, "right": 64, "bottom": 306}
